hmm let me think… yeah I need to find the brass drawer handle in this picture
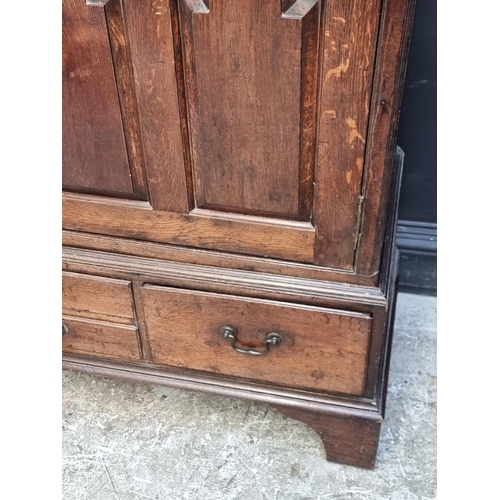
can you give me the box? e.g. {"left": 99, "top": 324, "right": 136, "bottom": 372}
{"left": 62, "top": 324, "right": 69, "bottom": 336}
{"left": 219, "top": 326, "right": 283, "bottom": 356}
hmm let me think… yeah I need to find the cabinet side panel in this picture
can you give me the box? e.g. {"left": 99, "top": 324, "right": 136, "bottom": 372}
{"left": 355, "top": 0, "right": 417, "bottom": 275}
{"left": 124, "top": 0, "right": 190, "bottom": 213}
{"left": 314, "top": 0, "right": 382, "bottom": 268}
{"left": 62, "top": 0, "right": 134, "bottom": 194}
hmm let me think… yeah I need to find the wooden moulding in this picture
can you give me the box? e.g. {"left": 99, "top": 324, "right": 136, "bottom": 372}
{"left": 62, "top": 229, "right": 374, "bottom": 287}
{"left": 62, "top": 245, "right": 387, "bottom": 311}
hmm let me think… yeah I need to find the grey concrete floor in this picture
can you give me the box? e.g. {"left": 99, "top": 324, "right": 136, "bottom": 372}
{"left": 62, "top": 292, "right": 437, "bottom": 500}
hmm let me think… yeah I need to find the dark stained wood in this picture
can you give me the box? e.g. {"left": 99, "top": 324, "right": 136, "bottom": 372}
{"left": 105, "top": 0, "right": 149, "bottom": 200}
{"left": 63, "top": 193, "right": 316, "bottom": 262}
{"left": 361, "top": 147, "right": 403, "bottom": 400}
{"left": 124, "top": 0, "right": 190, "bottom": 213}
{"left": 62, "top": 0, "right": 415, "bottom": 275}
{"left": 314, "top": 0, "right": 382, "bottom": 269}
{"left": 62, "top": 316, "right": 141, "bottom": 361}
{"left": 62, "top": 249, "right": 399, "bottom": 470}
{"left": 180, "top": 0, "right": 304, "bottom": 218}
{"left": 378, "top": 147, "right": 404, "bottom": 296}
{"left": 355, "top": 0, "right": 417, "bottom": 276}
{"left": 376, "top": 247, "right": 400, "bottom": 411}
{"left": 62, "top": 0, "right": 133, "bottom": 195}
{"left": 170, "top": 0, "right": 195, "bottom": 210}
{"left": 62, "top": 271, "right": 135, "bottom": 324}
{"left": 298, "top": 1, "right": 322, "bottom": 218}
{"left": 61, "top": 0, "right": 416, "bottom": 469}
{"left": 140, "top": 285, "right": 371, "bottom": 395}
{"left": 270, "top": 404, "right": 382, "bottom": 468}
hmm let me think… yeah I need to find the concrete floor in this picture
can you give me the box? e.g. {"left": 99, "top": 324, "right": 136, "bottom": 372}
{"left": 62, "top": 292, "right": 437, "bottom": 500}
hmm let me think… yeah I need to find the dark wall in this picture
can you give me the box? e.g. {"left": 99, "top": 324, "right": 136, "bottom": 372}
{"left": 397, "top": 0, "right": 437, "bottom": 224}
{"left": 395, "top": 0, "right": 436, "bottom": 294}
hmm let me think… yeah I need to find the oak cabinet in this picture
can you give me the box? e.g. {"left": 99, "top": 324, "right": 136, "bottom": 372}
{"left": 62, "top": 0, "right": 415, "bottom": 468}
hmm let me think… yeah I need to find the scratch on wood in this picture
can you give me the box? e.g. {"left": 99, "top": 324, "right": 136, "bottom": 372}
{"left": 321, "top": 110, "right": 337, "bottom": 119}
{"left": 345, "top": 118, "right": 366, "bottom": 146}
{"left": 324, "top": 57, "right": 350, "bottom": 80}
{"left": 356, "top": 157, "right": 364, "bottom": 171}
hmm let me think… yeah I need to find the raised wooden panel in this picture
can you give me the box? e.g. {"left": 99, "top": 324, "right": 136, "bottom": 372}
{"left": 141, "top": 285, "right": 372, "bottom": 395}
{"left": 179, "top": 0, "right": 321, "bottom": 219}
{"left": 62, "top": 0, "right": 392, "bottom": 272}
{"left": 63, "top": 0, "right": 149, "bottom": 200}
{"left": 62, "top": 0, "right": 133, "bottom": 195}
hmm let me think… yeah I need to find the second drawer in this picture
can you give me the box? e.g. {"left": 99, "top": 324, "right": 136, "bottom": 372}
{"left": 141, "top": 285, "right": 372, "bottom": 396}
{"left": 62, "top": 316, "right": 141, "bottom": 361}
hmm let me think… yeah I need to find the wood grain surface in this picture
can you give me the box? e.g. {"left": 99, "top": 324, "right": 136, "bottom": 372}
{"left": 62, "top": 0, "right": 133, "bottom": 195}
{"left": 181, "top": 0, "right": 304, "bottom": 217}
{"left": 62, "top": 271, "right": 135, "bottom": 324}
{"left": 62, "top": 0, "right": 396, "bottom": 271}
{"left": 105, "top": 0, "right": 150, "bottom": 200}
{"left": 62, "top": 316, "right": 141, "bottom": 361}
{"left": 355, "top": 0, "right": 417, "bottom": 275}
{"left": 62, "top": 230, "right": 375, "bottom": 285}
{"left": 124, "top": 0, "right": 190, "bottom": 212}
{"left": 314, "top": 0, "right": 382, "bottom": 268}
{"left": 62, "top": 194, "right": 316, "bottom": 262}
{"left": 141, "top": 285, "right": 372, "bottom": 396}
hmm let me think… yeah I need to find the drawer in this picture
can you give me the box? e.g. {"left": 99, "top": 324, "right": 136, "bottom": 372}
{"left": 62, "top": 316, "right": 141, "bottom": 361}
{"left": 62, "top": 272, "right": 135, "bottom": 324}
{"left": 141, "top": 285, "right": 371, "bottom": 396}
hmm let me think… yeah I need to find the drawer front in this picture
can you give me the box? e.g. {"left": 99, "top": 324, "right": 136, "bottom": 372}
{"left": 141, "top": 286, "right": 371, "bottom": 396}
{"left": 62, "top": 316, "right": 141, "bottom": 361}
{"left": 62, "top": 272, "right": 135, "bottom": 324}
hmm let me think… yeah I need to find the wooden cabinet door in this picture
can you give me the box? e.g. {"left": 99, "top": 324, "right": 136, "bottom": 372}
{"left": 63, "top": 0, "right": 391, "bottom": 271}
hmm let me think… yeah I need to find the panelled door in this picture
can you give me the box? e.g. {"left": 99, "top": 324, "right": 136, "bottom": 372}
{"left": 63, "top": 0, "right": 383, "bottom": 270}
